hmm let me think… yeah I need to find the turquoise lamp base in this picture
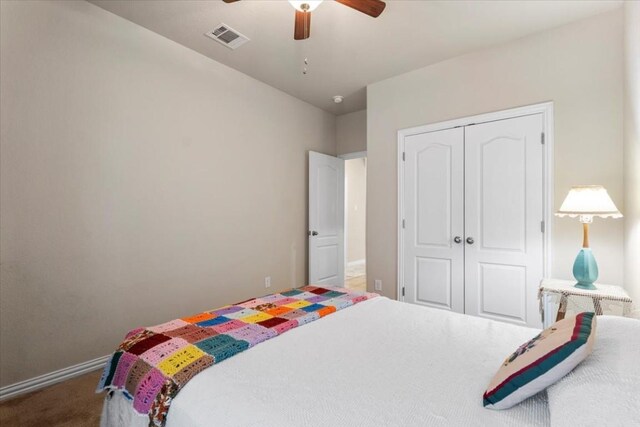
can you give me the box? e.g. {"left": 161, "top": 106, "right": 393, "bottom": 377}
{"left": 572, "top": 248, "right": 598, "bottom": 290}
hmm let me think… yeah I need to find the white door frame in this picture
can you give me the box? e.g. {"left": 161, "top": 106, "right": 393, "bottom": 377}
{"left": 339, "top": 151, "right": 367, "bottom": 279}
{"left": 339, "top": 151, "right": 367, "bottom": 161}
{"left": 397, "top": 102, "right": 554, "bottom": 302}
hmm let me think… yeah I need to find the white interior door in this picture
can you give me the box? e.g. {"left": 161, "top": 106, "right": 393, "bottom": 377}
{"left": 403, "top": 128, "right": 465, "bottom": 313}
{"left": 309, "top": 151, "right": 345, "bottom": 286}
{"left": 464, "top": 114, "right": 544, "bottom": 327}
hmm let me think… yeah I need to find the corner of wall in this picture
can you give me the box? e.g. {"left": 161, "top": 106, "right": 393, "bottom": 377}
{"left": 336, "top": 109, "right": 367, "bottom": 155}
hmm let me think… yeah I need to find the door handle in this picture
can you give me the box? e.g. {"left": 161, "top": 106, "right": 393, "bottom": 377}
{"left": 466, "top": 237, "right": 474, "bottom": 245}
{"left": 453, "top": 236, "right": 462, "bottom": 244}
{"left": 308, "top": 230, "right": 319, "bottom": 236}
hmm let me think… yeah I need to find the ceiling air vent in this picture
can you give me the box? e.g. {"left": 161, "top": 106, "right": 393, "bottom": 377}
{"left": 205, "top": 24, "right": 249, "bottom": 50}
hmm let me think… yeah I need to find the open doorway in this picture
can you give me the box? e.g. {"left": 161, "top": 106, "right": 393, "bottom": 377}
{"left": 344, "top": 156, "right": 366, "bottom": 291}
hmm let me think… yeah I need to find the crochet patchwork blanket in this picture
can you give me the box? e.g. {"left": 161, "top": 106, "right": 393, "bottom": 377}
{"left": 96, "top": 285, "right": 378, "bottom": 427}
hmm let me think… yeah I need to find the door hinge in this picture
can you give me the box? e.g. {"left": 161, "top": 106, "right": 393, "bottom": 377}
{"left": 402, "top": 219, "right": 405, "bottom": 229}
{"left": 402, "top": 152, "right": 405, "bottom": 161}
{"left": 402, "top": 287, "right": 405, "bottom": 297}
{"left": 541, "top": 221, "right": 545, "bottom": 233}
{"left": 541, "top": 132, "right": 545, "bottom": 144}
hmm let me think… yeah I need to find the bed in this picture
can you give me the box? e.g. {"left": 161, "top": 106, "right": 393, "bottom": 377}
{"left": 100, "top": 291, "right": 639, "bottom": 427}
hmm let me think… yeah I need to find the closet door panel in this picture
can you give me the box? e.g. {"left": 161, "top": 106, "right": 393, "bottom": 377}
{"left": 464, "top": 114, "right": 544, "bottom": 327}
{"left": 480, "top": 138, "right": 526, "bottom": 252}
{"left": 416, "top": 257, "right": 452, "bottom": 308}
{"left": 416, "top": 146, "right": 452, "bottom": 246}
{"left": 404, "top": 128, "right": 464, "bottom": 313}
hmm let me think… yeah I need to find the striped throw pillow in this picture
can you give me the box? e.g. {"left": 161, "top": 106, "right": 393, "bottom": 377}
{"left": 483, "top": 312, "right": 597, "bottom": 410}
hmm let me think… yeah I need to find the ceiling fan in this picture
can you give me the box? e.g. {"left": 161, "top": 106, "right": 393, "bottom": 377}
{"left": 222, "top": 0, "right": 386, "bottom": 40}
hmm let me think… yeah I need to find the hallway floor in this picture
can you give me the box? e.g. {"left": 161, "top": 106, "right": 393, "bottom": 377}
{"left": 345, "top": 261, "right": 366, "bottom": 292}
{"left": 345, "top": 274, "right": 366, "bottom": 292}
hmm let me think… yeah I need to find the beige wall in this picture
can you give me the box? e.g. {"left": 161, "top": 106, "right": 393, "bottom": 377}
{"left": 623, "top": 1, "right": 640, "bottom": 310}
{"left": 337, "top": 109, "right": 367, "bottom": 155}
{"left": 0, "top": 0, "right": 335, "bottom": 387}
{"left": 367, "top": 10, "right": 624, "bottom": 298}
{"left": 346, "top": 158, "right": 366, "bottom": 263}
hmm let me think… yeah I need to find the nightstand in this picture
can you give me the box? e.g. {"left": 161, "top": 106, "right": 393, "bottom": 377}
{"left": 539, "top": 278, "right": 633, "bottom": 328}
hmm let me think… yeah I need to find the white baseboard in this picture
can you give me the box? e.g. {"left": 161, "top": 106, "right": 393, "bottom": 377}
{"left": 347, "top": 259, "right": 365, "bottom": 268}
{"left": 0, "top": 354, "right": 109, "bottom": 401}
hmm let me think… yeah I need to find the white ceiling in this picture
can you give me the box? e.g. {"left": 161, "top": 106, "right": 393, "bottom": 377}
{"left": 90, "top": 0, "right": 621, "bottom": 114}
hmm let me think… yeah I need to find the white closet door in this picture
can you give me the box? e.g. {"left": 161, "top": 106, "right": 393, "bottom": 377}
{"left": 464, "top": 114, "right": 544, "bottom": 327}
{"left": 404, "top": 128, "right": 464, "bottom": 313}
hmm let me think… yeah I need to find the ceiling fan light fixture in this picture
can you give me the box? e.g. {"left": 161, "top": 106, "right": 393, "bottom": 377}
{"left": 289, "top": 0, "right": 323, "bottom": 12}
{"left": 224, "top": 0, "right": 386, "bottom": 41}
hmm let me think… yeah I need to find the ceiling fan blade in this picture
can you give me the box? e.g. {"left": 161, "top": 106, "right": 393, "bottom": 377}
{"left": 222, "top": 0, "right": 240, "bottom": 3}
{"left": 335, "top": 0, "right": 386, "bottom": 17}
{"left": 294, "top": 10, "right": 311, "bottom": 40}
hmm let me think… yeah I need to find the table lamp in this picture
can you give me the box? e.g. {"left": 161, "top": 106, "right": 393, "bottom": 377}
{"left": 555, "top": 185, "right": 622, "bottom": 290}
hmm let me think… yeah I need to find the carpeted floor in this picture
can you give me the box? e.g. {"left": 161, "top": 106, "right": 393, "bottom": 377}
{"left": 0, "top": 370, "right": 104, "bottom": 426}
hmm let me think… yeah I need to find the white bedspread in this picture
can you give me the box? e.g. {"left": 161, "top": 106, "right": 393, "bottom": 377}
{"left": 102, "top": 297, "right": 550, "bottom": 427}
{"left": 547, "top": 316, "right": 640, "bottom": 426}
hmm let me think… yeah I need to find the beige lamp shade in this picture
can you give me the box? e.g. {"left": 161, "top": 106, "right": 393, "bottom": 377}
{"left": 555, "top": 185, "right": 622, "bottom": 221}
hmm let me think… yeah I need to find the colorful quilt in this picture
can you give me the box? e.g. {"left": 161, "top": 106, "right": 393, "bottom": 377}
{"left": 96, "top": 285, "right": 378, "bottom": 427}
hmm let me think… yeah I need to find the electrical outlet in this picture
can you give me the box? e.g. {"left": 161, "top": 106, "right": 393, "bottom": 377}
{"left": 264, "top": 276, "right": 271, "bottom": 288}
{"left": 374, "top": 279, "right": 382, "bottom": 291}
